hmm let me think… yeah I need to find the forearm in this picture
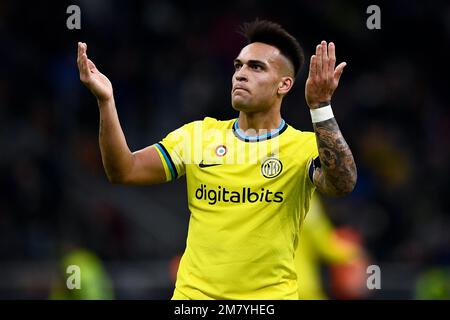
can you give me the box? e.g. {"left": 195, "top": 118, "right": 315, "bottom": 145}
{"left": 97, "top": 97, "right": 134, "bottom": 182}
{"left": 304, "top": 40, "right": 355, "bottom": 195}
{"left": 313, "top": 117, "right": 357, "bottom": 196}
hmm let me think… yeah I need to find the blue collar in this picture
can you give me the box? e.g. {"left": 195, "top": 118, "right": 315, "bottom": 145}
{"left": 232, "top": 119, "right": 288, "bottom": 142}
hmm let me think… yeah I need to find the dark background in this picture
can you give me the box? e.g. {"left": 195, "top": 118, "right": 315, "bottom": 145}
{"left": 0, "top": 0, "right": 449, "bottom": 299}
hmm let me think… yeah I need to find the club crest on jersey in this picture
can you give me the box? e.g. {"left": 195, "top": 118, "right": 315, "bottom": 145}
{"left": 215, "top": 145, "right": 227, "bottom": 157}
{"left": 261, "top": 157, "right": 283, "bottom": 179}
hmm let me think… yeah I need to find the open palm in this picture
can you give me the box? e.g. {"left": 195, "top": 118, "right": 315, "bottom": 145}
{"left": 305, "top": 41, "right": 346, "bottom": 109}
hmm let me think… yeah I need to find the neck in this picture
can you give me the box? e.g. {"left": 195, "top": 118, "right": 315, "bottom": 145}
{"left": 237, "top": 108, "right": 282, "bottom": 135}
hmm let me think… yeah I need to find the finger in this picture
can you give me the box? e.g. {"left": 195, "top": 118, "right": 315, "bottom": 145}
{"left": 77, "top": 42, "right": 81, "bottom": 59}
{"left": 334, "top": 62, "right": 347, "bottom": 83}
{"left": 77, "top": 42, "right": 82, "bottom": 66}
{"left": 79, "top": 43, "right": 87, "bottom": 58}
{"left": 77, "top": 42, "right": 86, "bottom": 64}
{"left": 309, "top": 55, "right": 317, "bottom": 78}
{"left": 328, "top": 42, "right": 336, "bottom": 74}
{"left": 81, "top": 43, "right": 91, "bottom": 75}
{"left": 321, "top": 40, "right": 328, "bottom": 76}
{"left": 316, "top": 44, "right": 322, "bottom": 78}
{"left": 80, "top": 52, "right": 90, "bottom": 78}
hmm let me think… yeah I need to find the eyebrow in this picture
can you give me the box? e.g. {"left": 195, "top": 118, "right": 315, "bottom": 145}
{"left": 234, "top": 59, "right": 268, "bottom": 67}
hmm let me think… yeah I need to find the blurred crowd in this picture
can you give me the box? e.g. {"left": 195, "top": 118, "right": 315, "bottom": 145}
{"left": 0, "top": 0, "right": 449, "bottom": 299}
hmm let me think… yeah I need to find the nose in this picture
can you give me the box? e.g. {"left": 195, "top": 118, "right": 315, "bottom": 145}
{"left": 234, "top": 67, "right": 248, "bottom": 82}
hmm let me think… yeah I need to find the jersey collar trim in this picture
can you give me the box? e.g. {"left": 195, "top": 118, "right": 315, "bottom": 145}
{"left": 232, "top": 119, "right": 288, "bottom": 142}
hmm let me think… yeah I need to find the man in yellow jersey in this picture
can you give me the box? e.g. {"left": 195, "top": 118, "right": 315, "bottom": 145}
{"left": 77, "top": 20, "right": 357, "bottom": 299}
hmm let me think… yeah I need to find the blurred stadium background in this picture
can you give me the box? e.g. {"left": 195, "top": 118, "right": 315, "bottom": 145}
{"left": 0, "top": 0, "right": 449, "bottom": 299}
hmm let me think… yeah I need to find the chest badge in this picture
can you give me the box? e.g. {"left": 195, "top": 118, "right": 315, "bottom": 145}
{"left": 261, "top": 157, "right": 283, "bottom": 178}
{"left": 215, "top": 145, "right": 227, "bottom": 157}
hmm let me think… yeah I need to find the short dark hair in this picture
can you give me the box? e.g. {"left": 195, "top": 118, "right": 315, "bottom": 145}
{"left": 240, "top": 19, "right": 304, "bottom": 77}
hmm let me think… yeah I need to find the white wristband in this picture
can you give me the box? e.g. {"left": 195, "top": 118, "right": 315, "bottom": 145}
{"left": 310, "top": 105, "right": 334, "bottom": 123}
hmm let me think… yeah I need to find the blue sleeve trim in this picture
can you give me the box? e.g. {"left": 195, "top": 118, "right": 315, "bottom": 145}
{"left": 309, "top": 157, "right": 320, "bottom": 184}
{"left": 155, "top": 143, "right": 178, "bottom": 180}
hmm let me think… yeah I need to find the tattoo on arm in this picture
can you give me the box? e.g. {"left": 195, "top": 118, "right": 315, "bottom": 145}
{"left": 313, "top": 118, "right": 357, "bottom": 196}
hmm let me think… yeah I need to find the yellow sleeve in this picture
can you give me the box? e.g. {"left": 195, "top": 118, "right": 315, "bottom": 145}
{"left": 154, "top": 120, "right": 202, "bottom": 182}
{"left": 306, "top": 132, "right": 319, "bottom": 186}
{"left": 300, "top": 132, "right": 320, "bottom": 222}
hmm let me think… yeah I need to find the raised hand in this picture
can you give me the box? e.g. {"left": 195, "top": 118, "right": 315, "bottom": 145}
{"left": 305, "top": 41, "right": 346, "bottom": 109}
{"left": 77, "top": 42, "right": 113, "bottom": 102}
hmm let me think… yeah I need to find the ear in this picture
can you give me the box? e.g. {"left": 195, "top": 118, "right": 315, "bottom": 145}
{"left": 277, "top": 76, "right": 294, "bottom": 96}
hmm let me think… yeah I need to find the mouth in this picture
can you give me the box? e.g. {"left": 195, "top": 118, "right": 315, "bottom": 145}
{"left": 232, "top": 87, "right": 250, "bottom": 93}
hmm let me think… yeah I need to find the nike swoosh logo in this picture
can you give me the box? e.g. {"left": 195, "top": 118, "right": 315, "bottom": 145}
{"left": 199, "top": 160, "right": 222, "bottom": 168}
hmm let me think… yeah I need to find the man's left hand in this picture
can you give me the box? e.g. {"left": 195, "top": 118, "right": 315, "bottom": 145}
{"left": 305, "top": 41, "right": 346, "bottom": 109}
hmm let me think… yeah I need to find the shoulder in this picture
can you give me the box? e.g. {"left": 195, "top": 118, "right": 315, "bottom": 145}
{"left": 166, "top": 117, "right": 235, "bottom": 137}
{"left": 284, "top": 125, "right": 318, "bottom": 159}
{"left": 285, "top": 125, "right": 316, "bottom": 142}
{"left": 201, "top": 117, "right": 235, "bottom": 130}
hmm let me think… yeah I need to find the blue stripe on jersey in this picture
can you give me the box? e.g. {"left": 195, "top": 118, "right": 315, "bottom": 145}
{"left": 309, "top": 157, "right": 320, "bottom": 184}
{"left": 233, "top": 119, "right": 287, "bottom": 142}
{"left": 155, "top": 143, "right": 177, "bottom": 180}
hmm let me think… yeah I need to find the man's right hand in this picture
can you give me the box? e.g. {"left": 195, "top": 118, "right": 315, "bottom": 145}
{"left": 77, "top": 42, "right": 113, "bottom": 102}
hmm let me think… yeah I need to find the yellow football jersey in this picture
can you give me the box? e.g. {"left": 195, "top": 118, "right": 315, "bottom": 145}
{"left": 154, "top": 117, "right": 318, "bottom": 299}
